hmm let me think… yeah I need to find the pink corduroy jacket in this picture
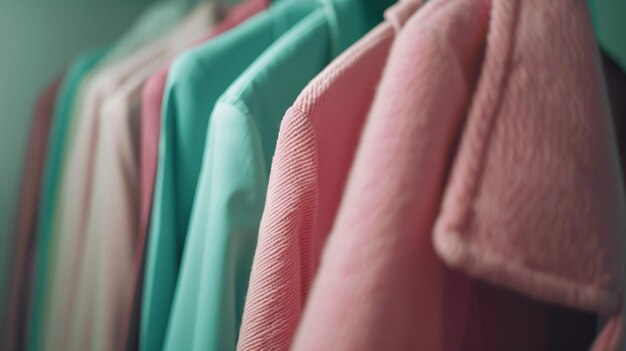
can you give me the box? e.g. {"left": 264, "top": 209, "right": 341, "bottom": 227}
{"left": 293, "top": 0, "right": 625, "bottom": 350}
{"left": 237, "top": 1, "right": 424, "bottom": 350}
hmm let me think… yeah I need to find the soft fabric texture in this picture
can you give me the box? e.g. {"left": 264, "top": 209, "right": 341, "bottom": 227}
{"left": 61, "top": 4, "right": 221, "bottom": 351}
{"left": 3, "top": 74, "right": 63, "bottom": 351}
{"left": 294, "top": 0, "right": 626, "bottom": 350}
{"left": 31, "top": 2, "right": 198, "bottom": 350}
{"left": 237, "top": 1, "right": 419, "bottom": 349}
{"left": 132, "top": 1, "right": 268, "bottom": 350}
{"left": 431, "top": 0, "right": 625, "bottom": 349}
{"left": 141, "top": 1, "right": 315, "bottom": 349}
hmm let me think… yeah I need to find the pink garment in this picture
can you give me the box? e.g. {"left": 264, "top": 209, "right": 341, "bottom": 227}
{"left": 433, "top": 0, "right": 625, "bottom": 349}
{"left": 4, "top": 74, "right": 63, "bottom": 351}
{"left": 292, "top": 0, "right": 487, "bottom": 349}
{"left": 294, "top": 0, "right": 625, "bottom": 350}
{"left": 236, "top": 2, "right": 422, "bottom": 350}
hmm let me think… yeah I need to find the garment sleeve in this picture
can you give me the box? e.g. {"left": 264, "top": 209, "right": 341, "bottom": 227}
{"left": 164, "top": 100, "right": 268, "bottom": 351}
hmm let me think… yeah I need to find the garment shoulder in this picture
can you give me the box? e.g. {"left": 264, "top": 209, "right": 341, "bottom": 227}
{"left": 169, "top": 49, "right": 207, "bottom": 87}
{"left": 213, "top": 95, "right": 255, "bottom": 125}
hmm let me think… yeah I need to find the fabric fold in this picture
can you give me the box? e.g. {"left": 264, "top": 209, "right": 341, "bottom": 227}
{"left": 432, "top": 0, "right": 625, "bottom": 342}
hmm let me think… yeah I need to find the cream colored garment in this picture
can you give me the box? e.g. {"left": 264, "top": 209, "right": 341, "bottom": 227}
{"left": 40, "top": 3, "right": 197, "bottom": 350}
{"left": 65, "top": 3, "right": 221, "bottom": 351}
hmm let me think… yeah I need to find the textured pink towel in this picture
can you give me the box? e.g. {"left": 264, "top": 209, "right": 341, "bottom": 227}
{"left": 432, "top": 0, "right": 625, "bottom": 349}
{"left": 294, "top": 0, "right": 625, "bottom": 350}
{"left": 236, "top": 1, "right": 422, "bottom": 350}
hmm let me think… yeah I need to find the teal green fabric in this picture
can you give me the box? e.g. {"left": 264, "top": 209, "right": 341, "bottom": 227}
{"left": 29, "top": 1, "right": 197, "bottom": 350}
{"left": 589, "top": 0, "right": 626, "bottom": 71}
{"left": 28, "top": 48, "right": 109, "bottom": 351}
{"left": 141, "top": 2, "right": 318, "bottom": 350}
{"left": 161, "top": 0, "right": 392, "bottom": 350}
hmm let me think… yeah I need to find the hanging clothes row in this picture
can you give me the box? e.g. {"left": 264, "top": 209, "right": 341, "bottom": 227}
{"left": 4, "top": 0, "right": 626, "bottom": 350}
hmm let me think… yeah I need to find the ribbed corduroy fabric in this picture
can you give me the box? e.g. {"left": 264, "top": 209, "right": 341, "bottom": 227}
{"left": 294, "top": 0, "right": 625, "bottom": 350}
{"left": 237, "top": 1, "right": 421, "bottom": 350}
{"left": 289, "top": 0, "right": 487, "bottom": 348}
{"left": 3, "top": 74, "right": 63, "bottom": 351}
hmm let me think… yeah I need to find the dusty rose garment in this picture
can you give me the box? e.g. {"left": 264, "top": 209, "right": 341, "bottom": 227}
{"left": 294, "top": 0, "right": 625, "bottom": 350}
{"left": 292, "top": 0, "right": 487, "bottom": 349}
{"left": 236, "top": 1, "right": 422, "bottom": 350}
{"left": 432, "top": 0, "right": 625, "bottom": 349}
{"left": 3, "top": 74, "right": 63, "bottom": 351}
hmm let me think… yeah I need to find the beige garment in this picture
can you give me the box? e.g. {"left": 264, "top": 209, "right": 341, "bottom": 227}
{"left": 65, "top": 3, "right": 221, "bottom": 351}
{"left": 41, "top": 4, "right": 198, "bottom": 350}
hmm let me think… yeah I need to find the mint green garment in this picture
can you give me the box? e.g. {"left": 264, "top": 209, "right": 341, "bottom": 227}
{"left": 589, "top": 0, "right": 626, "bottom": 71}
{"left": 141, "top": 2, "right": 318, "bottom": 350}
{"left": 162, "top": 0, "right": 392, "bottom": 350}
{"left": 29, "top": 2, "right": 197, "bottom": 350}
